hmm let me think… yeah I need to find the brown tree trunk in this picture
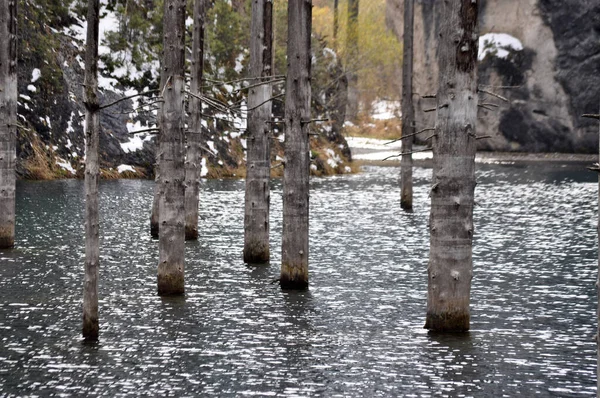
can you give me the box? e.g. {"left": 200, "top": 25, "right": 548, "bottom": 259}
{"left": 82, "top": 0, "right": 100, "bottom": 341}
{"left": 157, "top": 0, "right": 186, "bottom": 296}
{"left": 400, "top": 0, "right": 414, "bottom": 210}
{"left": 333, "top": 0, "right": 339, "bottom": 48}
{"left": 345, "top": 0, "right": 359, "bottom": 121}
{"left": 0, "top": 0, "right": 17, "bottom": 249}
{"left": 244, "top": 0, "right": 273, "bottom": 263}
{"left": 184, "top": 0, "right": 206, "bottom": 241}
{"left": 281, "top": 0, "right": 311, "bottom": 289}
{"left": 425, "top": 0, "right": 479, "bottom": 332}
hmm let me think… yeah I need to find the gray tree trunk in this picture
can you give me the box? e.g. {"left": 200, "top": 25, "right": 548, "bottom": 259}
{"left": 184, "top": 0, "right": 206, "bottom": 241}
{"left": 281, "top": 0, "right": 311, "bottom": 289}
{"left": 425, "top": 0, "right": 479, "bottom": 332}
{"left": 243, "top": 0, "right": 273, "bottom": 263}
{"left": 82, "top": 0, "right": 100, "bottom": 341}
{"left": 400, "top": 0, "right": 414, "bottom": 210}
{"left": 157, "top": 0, "right": 186, "bottom": 296}
{"left": 345, "top": 0, "right": 359, "bottom": 121}
{"left": 0, "top": 0, "right": 17, "bottom": 249}
{"left": 597, "top": 105, "right": 599, "bottom": 397}
{"left": 150, "top": 70, "right": 166, "bottom": 239}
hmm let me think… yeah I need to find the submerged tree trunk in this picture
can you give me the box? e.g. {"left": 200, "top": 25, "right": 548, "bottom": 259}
{"left": 82, "top": 0, "right": 100, "bottom": 341}
{"left": 281, "top": 0, "right": 311, "bottom": 289}
{"left": 425, "top": 0, "right": 479, "bottom": 332}
{"left": 157, "top": 0, "right": 186, "bottom": 296}
{"left": 345, "top": 0, "right": 359, "bottom": 121}
{"left": 184, "top": 0, "right": 206, "bottom": 241}
{"left": 400, "top": 0, "right": 414, "bottom": 210}
{"left": 0, "top": 0, "right": 17, "bottom": 249}
{"left": 596, "top": 105, "right": 600, "bottom": 397}
{"left": 243, "top": 0, "right": 273, "bottom": 263}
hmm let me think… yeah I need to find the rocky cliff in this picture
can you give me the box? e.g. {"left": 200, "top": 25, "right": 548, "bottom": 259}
{"left": 386, "top": 0, "right": 600, "bottom": 153}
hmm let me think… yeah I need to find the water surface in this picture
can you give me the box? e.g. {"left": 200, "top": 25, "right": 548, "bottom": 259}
{"left": 0, "top": 163, "right": 597, "bottom": 396}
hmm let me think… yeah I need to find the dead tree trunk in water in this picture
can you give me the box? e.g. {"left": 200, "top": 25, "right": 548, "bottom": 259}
{"left": 157, "top": 0, "right": 186, "bottom": 296}
{"left": 82, "top": 0, "right": 100, "bottom": 341}
{"left": 400, "top": 0, "right": 414, "bottom": 210}
{"left": 184, "top": 0, "right": 206, "bottom": 241}
{"left": 425, "top": 0, "right": 479, "bottom": 332}
{"left": 0, "top": 0, "right": 17, "bottom": 249}
{"left": 281, "top": 0, "right": 311, "bottom": 289}
{"left": 150, "top": 71, "right": 165, "bottom": 239}
{"left": 345, "top": 0, "right": 359, "bottom": 121}
{"left": 244, "top": 0, "right": 273, "bottom": 263}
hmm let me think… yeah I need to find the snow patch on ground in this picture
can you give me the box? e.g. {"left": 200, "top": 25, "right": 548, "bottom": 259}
{"left": 371, "top": 100, "right": 400, "bottom": 120}
{"left": 121, "top": 122, "right": 154, "bottom": 153}
{"left": 27, "top": 85, "right": 37, "bottom": 92}
{"left": 117, "top": 164, "right": 135, "bottom": 173}
{"left": 346, "top": 136, "right": 432, "bottom": 162}
{"left": 478, "top": 33, "right": 523, "bottom": 61}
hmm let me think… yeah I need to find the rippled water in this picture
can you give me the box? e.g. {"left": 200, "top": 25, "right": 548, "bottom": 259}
{"left": 0, "top": 164, "right": 597, "bottom": 396}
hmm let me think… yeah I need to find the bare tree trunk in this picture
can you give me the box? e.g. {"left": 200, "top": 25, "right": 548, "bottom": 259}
{"left": 345, "top": 0, "right": 359, "bottom": 121}
{"left": 150, "top": 70, "right": 166, "bottom": 239}
{"left": 400, "top": 0, "right": 414, "bottom": 210}
{"left": 425, "top": 0, "right": 479, "bottom": 332}
{"left": 333, "top": 0, "right": 339, "bottom": 48}
{"left": 157, "top": 0, "right": 186, "bottom": 296}
{"left": 0, "top": 0, "right": 17, "bottom": 249}
{"left": 281, "top": 0, "right": 311, "bottom": 289}
{"left": 596, "top": 105, "right": 599, "bottom": 397}
{"left": 185, "top": 0, "right": 206, "bottom": 241}
{"left": 243, "top": 0, "right": 273, "bottom": 263}
{"left": 82, "top": 0, "right": 100, "bottom": 341}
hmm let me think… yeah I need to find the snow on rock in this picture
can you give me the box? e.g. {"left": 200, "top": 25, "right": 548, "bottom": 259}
{"left": 206, "top": 140, "right": 216, "bottom": 154}
{"left": 31, "top": 68, "right": 41, "bottom": 82}
{"left": 117, "top": 164, "right": 136, "bottom": 174}
{"left": 56, "top": 158, "right": 76, "bottom": 175}
{"left": 371, "top": 100, "right": 400, "bottom": 120}
{"left": 121, "top": 122, "right": 154, "bottom": 153}
{"left": 478, "top": 33, "right": 523, "bottom": 61}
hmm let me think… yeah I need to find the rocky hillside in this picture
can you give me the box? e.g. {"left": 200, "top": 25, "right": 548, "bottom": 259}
{"left": 386, "top": 0, "right": 600, "bottom": 153}
{"left": 14, "top": 0, "right": 352, "bottom": 179}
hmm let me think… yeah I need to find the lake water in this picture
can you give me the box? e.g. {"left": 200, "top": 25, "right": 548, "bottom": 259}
{"left": 0, "top": 163, "right": 597, "bottom": 396}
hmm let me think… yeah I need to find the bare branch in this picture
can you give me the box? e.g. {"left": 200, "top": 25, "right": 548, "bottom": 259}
{"left": 385, "top": 127, "right": 435, "bottom": 145}
{"left": 582, "top": 114, "right": 600, "bottom": 120}
{"left": 382, "top": 147, "right": 433, "bottom": 161}
{"left": 478, "top": 88, "right": 509, "bottom": 103}
{"left": 245, "top": 93, "right": 285, "bottom": 112}
{"left": 99, "top": 89, "right": 160, "bottom": 110}
{"left": 127, "top": 128, "right": 160, "bottom": 135}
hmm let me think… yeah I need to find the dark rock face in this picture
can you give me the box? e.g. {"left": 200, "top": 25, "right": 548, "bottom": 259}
{"left": 387, "top": 0, "right": 600, "bottom": 153}
{"left": 538, "top": 0, "right": 600, "bottom": 144}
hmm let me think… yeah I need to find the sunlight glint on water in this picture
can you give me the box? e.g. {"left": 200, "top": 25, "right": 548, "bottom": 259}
{"left": 0, "top": 164, "right": 596, "bottom": 396}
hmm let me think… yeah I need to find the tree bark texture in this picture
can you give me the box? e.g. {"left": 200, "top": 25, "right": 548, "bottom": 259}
{"left": 157, "top": 0, "right": 186, "bottom": 296}
{"left": 82, "top": 0, "right": 100, "bottom": 341}
{"left": 425, "top": 0, "right": 479, "bottom": 332}
{"left": 597, "top": 104, "right": 599, "bottom": 396}
{"left": 184, "top": 0, "right": 206, "bottom": 241}
{"left": 345, "top": 0, "right": 359, "bottom": 121}
{"left": 244, "top": 0, "right": 273, "bottom": 263}
{"left": 0, "top": 0, "right": 17, "bottom": 249}
{"left": 281, "top": 0, "right": 311, "bottom": 289}
{"left": 150, "top": 71, "right": 166, "bottom": 239}
{"left": 400, "top": 0, "right": 414, "bottom": 210}
{"left": 333, "top": 0, "right": 339, "bottom": 48}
